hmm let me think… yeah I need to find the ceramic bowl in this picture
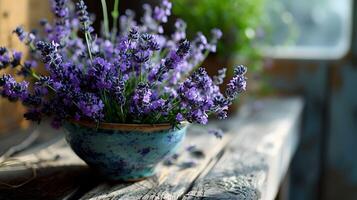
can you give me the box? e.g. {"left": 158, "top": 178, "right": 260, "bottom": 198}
{"left": 64, "top": 121, "right": 187, "bottom": 181}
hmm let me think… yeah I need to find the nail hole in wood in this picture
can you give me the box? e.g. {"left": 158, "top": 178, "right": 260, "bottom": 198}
{"left": 2, "top": 12, "right": 9, "bottom": 18}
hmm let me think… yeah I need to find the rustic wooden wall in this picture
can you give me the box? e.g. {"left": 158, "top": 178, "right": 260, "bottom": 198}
{"left": 0, "top": 0, "right": 30, "bottom": 132}
{"left": 0, "top": 0, "right": 51, "bottom": 133}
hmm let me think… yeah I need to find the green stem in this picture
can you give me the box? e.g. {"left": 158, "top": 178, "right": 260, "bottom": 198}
{"left": 120, "top": 105, "right": 125, "bottom": 122}
{"left": 151, "top": 112, "right": 162, "bottom": 124}
{"left": 101, "top": 0, "right": 110, "bottom": 38}
{"left": 29, "top": 43, "right": 36, "bottom": 51}
{"left": 22, "top": 66, "right": 81, "bottom": 108}
{"left": 25, "top": 67, "right": 57, "bottom": 93}
{"left": 111, "top": 0, "right": 120, "bottom": 42}
{"left": 84, "top": 32, "right": 93, "bottom": 62}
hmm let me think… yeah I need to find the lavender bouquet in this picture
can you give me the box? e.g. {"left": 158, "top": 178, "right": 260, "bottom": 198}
{"left": 0, "top": 0, "right": 247, "bottom": 128}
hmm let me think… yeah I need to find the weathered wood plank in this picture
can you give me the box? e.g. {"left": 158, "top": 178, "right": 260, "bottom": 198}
{"left": 0, "top": 127, "right": 94, "bottom": 200}
{"left": 183, "top": 97, "right": 303, "bottom": 200}
{"left": 266, "top": 61, "right": 327, "bottom": 200}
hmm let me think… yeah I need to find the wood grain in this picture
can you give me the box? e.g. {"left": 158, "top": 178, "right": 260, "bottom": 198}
{"left": 183, "top": 97, "right": 303, "bottom": 200}
{"left": 0, "top": 0, "right": 51, "bottom": 133}
{"left": 0, "top": 128, "right": 94, "bottom": 200}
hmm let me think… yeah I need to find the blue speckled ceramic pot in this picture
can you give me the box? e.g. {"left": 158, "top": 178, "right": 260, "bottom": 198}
{"left": 64, "top": 121, "right": 187, "bottom": 181}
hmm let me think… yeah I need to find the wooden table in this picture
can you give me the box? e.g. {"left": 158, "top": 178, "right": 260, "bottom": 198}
{"left": 0, "top": 97, "right": 303, "bottom": 200}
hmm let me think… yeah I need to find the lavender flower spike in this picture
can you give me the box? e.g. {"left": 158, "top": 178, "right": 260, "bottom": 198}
{"left": 153, "top": 0, "right": 172, "bottom": 23}
{"left": 76, "top": 0, "right": 93, "bottom": 33}
{"left": 226, "top": 65, "right": 247, "bottom": 101}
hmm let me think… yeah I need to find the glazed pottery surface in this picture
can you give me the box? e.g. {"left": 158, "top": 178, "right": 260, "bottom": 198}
{"left": 64, "top": 122, "right": 187, "bottom": 181}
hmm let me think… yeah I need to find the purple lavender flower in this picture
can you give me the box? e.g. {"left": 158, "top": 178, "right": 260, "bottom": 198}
{"left": 130, "top": 82, "right": 152, "bottom": 116}
{"left": 18, "top": 60, "right": 37, "bottom": 76}
{"left": 76, "top": 0, "right": 93, "bottom": 33}
{"left": 36, "top": 76, "right": 54, "bottom": 88}
{"left": 0, "top": 0, "right": 247, "bottom": 128}
{"left": 128, "top": 26, "right": 139, "bottom": 40}
{"left": 211, "top": 28, "right": 223, "bottom": 40}
{"left": 139, "top": 33, "right": 160, "bottom": 51}
{"left": 77, "top": 93, "right": 104, "bottom": 120}
{"left": 150, "top": 98, "right": 166, "bottom": 110}
{"left": 36, "top": 41, "right": 64, "bottom": 79}
{"left": 52, "top": 0, "right": 69, "bottom": 18}
{"left": 11, "top": 51, "right": 22, "bottom": 67}
{"left": 151, "top": 40, "right": 190, "bottom": 82}
{"left": 87, "top": 57, "right": 113, "bottom": 89}
{"left": 234, "top": 65, "right": 248, "bottom": 76}
{"left": 176, "top": 39, "right": 191, "bottom": 57}
{"left": 134, "top": 51, "right": 150, "bottom": 63}
{"left": 194, "top": 33, "right": 208, "bottom": 51}
{"left": 226, "top": 65, "right": 247, "bottom": 101}
{"left": 176, "top": 113, "right": 184, "bottom": 122}
{"left": 213, "top": 68, "right": 227, "bottom": 85}
{"left": 189, "top": 109, "right": 208, "bottom": 124}
{"left": 141, "top": 2, "right": 168, "bottom": 33}
{"left": 172, "top": 19, "right": 187, "bottom": 42}
{"left": 213, "top": 94, "right": 229, "bottom": 119}
{"left": 177, "top": 67, "right": 232, "bottom": 124}
{"left": 112, "top": 78, "right": 125, "bottom": 104}
{"left": 120, "top": 10, "right": 137, "bottom": 34}
{"left": 40, "top": 19, "right": 53, "bottom": 34}
{"left": 13, "top": 26, "right": 26, "bottom": 41}
{"left": 0, "top": 52, "right": 10, "bottom": 70}
{"left": 206, "top": 28, "right": 223, "bottom": 53}
{"left": 0, "top": 47, "right": 7, "bottom": 55}
{"left": 0, "top": 74, "right": 29, "bottom": 101}
{"left": 208, "top": 129, "right": 224, "bottom": 139}
{"left": 23, "top": 88, "right": 44, "bottom": 107}
{"left": 47, "top": 0, "right": 72, "bottom": 43}
{"left": 36, "top": 41, "right": 62, "bottom": 65}
{"left": 24, "top": 109, "right": 42, "bottom": 123}
{"left": 153, "top": 0, "right": 172, "bottom": 23}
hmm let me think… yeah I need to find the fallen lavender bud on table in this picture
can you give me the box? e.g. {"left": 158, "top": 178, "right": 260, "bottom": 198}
{"left": 186, "top": 145, "right": 205, "bottom": 158}
{"left": 208, "top": 129, "right": 224, "bottom": 139}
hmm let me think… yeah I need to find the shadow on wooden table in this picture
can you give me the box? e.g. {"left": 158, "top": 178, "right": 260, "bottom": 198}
{"left": 0, "top": 165, "right": 98, "bottom": 200}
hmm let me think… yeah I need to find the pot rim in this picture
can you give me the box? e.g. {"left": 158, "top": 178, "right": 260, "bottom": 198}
{"left": 67, "top": 119, "right": 189, "bottom": 132}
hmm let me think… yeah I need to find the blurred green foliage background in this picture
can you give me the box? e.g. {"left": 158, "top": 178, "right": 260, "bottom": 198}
{"left": 172, "top": 0, "right": 266, "bottom": 70}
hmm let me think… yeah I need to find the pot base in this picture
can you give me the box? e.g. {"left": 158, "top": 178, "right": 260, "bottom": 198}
{"left": 94, "top": 166, "right": 156, "bottom": 182}
{"left": 113, "top": 176, "right": 152, "bottom": 183}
